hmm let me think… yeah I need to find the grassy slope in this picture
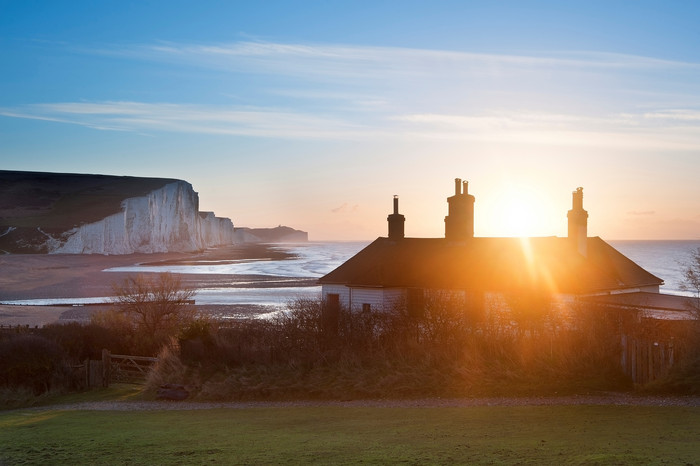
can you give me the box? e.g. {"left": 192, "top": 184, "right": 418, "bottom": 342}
{"left": 1, "top": 402, "right": 698, "bottom": 464}
{"left": 0, "top": 171, "right": 180, "bottom": 229}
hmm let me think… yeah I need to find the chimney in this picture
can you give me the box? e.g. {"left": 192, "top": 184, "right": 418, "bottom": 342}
{"left": 567, "top": 187, "right": 588, "bottom": 256}
{"left": 387, "top": 195, "right": 405, "bottom": 240}
{"left": 445, "top": 178, "right": 475, "bottom": 241}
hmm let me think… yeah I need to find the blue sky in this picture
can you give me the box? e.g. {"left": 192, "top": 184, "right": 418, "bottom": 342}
{"left": 2, "top": 1, "right": 700, "bottom": 240}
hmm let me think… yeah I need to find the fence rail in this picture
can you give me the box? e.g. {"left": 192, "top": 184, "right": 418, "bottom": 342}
{"left": 85, "top": 349, "right": 159, "bottom": 387}
{"left": 0, "top": 324, "right": 40, "bottom": 332}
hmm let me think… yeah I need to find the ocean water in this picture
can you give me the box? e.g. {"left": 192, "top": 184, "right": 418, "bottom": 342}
{"left": 609, "top": 240, "right": 700, "bottom": 296}
{"left": 105, "top": 241, "right": 369, "bottom": 278}
{"left": 177, "top": 241, "right": 369, "bottom": 307}
{"left": 3, "top": 240, "right": 697, "bottom": 308}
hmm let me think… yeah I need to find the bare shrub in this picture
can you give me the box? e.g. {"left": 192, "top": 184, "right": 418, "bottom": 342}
{"left": 0, "top": 335, "right": 72, "bottom": 394}
{"left": 273, "top": 298, "right": 323, "bottom": 361}
{"left": 91, "top": 307, "right": 138, "bottom": 350}
{"left": 681, "top": 247, "right": 700, "bottom": 312}
{"left": 419, "top": 290, "right": 472, "bottom": 346}
{"left": 559, "top": 302, "right": 629, "bottom": 387}
{"left": 39, "top": 322, "right": 126, "bottom": 362}
{"left": 103, "top": 272, "right": 198, "bottom": 355}
{"left": 175, "top": 293, "right": 645, "bottom": 400}
{"left": 640, "top": 251, "right": 700, "bottom": 393}
{"left": 680, "top": 248, "right": 700, "bottom": 344}
{"left": 505, "top": 290, "right": 556, "bottom": 337}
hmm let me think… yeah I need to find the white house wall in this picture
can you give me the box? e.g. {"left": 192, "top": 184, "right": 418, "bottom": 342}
{"left": 322, "top": 285, "right": 404, "bottom": 312}
{"left": 323, "top": 284, "right": 589, "bottom": 321}
{"left": 322, "top": 285, "right": 351, "bottom": 306}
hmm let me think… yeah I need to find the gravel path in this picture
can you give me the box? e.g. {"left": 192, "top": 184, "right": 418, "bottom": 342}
{"left": 22, "top": 394, "right": 700, "bottom": 412}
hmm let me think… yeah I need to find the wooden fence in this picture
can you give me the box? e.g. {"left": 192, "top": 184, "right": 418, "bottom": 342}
{"left": 621, "top": 335, "right": 675, "bottom": 385}
{"left": 0, "top": 324, "right": 40, "bottom": 333}
{"left": 80, "top": 350, "right": 158, "bottom": 387}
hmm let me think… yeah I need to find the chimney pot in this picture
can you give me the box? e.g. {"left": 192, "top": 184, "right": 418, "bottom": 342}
{"left": 445, "top": 178, "right": 475, "bottom": 240}
{"left": 567, "top": 187, "right": 588, "bottom": 256}
{"left": 388, "top": 195, "right": 405, "bottom": 240}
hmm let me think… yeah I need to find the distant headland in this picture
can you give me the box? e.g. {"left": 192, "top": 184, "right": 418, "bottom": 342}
{"left": 233, "top": 225, "right": 309, "bottom": 243}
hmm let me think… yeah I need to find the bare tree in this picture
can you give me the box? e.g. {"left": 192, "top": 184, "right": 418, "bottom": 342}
{"left": 111, "top": 273, "right": 196, "bottom": 349}
{"left": 681, "top": 247, "right": 700, "bottom": 318}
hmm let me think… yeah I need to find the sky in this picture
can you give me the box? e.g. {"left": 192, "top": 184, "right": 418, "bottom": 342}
{"left": 2, "top": 1, "right": 700, "bottom": 240}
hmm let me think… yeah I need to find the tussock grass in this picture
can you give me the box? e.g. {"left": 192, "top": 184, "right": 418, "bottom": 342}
{"left": 145, "top": 341, "right": 188, "bottom": 391}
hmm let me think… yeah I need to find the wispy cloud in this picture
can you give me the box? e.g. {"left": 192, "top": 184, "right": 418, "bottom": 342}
{"left": 0, "top": 101, "right": 380, "bottom": 139}
{"left": 4, "top": 101, "right": 700, "bottom": 150}
{"left": 331, "top": 203, "right": 359, "bottom": 214}
{"left": 103, "top": 41, "right": 700, "bottom": 81}
{"left": 640, "top": 109, "right": 700, "bottom": 122}
{"left": 391, "top": 110, "right": 700, "bottom": 150}
{"left": 627, "top": 210, "right": 656, "bottom": 216}
{"left": 4, "top": 40, "right": 700, "bottom": 148}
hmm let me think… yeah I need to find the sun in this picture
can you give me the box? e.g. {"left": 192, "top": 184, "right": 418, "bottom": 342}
{"left": 500, "top": 199, "right": 537, "bottom": 236}
{"left": 484, "top": 185, "right": 553, "bottom": 237}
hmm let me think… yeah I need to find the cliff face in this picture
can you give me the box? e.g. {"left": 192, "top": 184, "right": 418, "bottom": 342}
{"left": 198, "top": 211, "right": 235, "bottom": 248}
{"left": 55, "top": 181, "right": 223, "bottom": 254}
{"left": 0, "top": 171, "right": 235, "bottom": 254}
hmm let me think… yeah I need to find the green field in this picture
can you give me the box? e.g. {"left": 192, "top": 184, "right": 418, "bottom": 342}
{"left": 1, "top": 401, "right": 699, "bottom": 465}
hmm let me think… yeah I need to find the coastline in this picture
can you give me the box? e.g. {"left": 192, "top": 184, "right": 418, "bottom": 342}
{"left": 3, "top": 239, "right": 697, "bottom": 327}
{"left": 0, "top": 244, "right": 313, "bottom": 327}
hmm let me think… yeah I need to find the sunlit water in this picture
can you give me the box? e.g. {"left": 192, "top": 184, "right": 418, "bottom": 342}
{"left": 2, "top": 240, "right": 698, "bottom": 309}
{"left": 609, "top": 240, "right": 700, "bottom": 296}
{"left": 105, "top": 241, "right": 368, "bottom": 278}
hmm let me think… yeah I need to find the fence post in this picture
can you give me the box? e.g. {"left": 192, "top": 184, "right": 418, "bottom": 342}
{"left": 84, "top": 358, "right": 89, "bottom": 388}
{"left": 102, "top": 349, "right": 111, "bottom": 387}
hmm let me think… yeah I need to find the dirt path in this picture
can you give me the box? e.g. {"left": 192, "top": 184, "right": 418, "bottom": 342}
{"left": 23, "top": 394, "right": 700, "bottom": 412}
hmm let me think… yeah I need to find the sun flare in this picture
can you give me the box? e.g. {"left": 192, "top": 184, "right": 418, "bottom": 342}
{"left": 487, "top": 185, "right": 553, "bottom": 237}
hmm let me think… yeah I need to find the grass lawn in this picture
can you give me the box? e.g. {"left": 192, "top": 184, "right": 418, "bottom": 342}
{"left": 1, "top": 400, "right": 699, "bottom": 465}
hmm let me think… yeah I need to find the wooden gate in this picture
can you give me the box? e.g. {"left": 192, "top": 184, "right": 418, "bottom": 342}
{"left": 99, "top": 349, "right": 158, "bottom": 387}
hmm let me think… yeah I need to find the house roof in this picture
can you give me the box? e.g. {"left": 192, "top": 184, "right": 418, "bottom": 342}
{"left": 319, "top": 236, "right": 664, "bottom": 294}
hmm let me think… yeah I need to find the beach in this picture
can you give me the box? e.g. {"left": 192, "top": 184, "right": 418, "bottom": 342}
{"left": 0, "top": 244, "right": 319, "bottom": 327}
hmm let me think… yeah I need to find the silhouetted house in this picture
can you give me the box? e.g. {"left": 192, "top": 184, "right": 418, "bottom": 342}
{"left": 319, "top": 179, "right": 664, "bottom": 313}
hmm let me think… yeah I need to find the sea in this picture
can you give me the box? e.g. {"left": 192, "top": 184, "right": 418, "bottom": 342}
{"left": 2, "top": 240, "right": 699, "bottom": 310}
{"left": 609, "top": 240, "right": 700, "bottom": 296}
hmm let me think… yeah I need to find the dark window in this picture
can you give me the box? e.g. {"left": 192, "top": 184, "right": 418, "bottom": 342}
{"left": 362, "top": 303, "right": 371, "bottom": 312}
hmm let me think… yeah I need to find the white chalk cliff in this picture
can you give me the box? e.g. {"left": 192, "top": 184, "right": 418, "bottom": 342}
{"left": 52, "top": 181, "right": 234, "bottom": 254}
